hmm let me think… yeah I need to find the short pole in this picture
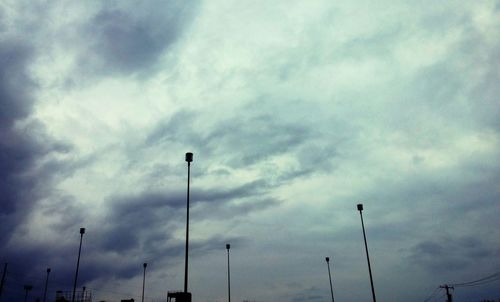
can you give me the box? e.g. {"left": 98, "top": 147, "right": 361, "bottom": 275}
{"left": 142, "top": 263, "right": 147, "bottom": 302}
{"left": 357, "top": 204, "right": 377, "bottom": 302}
{"left": 326, "top": 257, "right": 335, "bottom": 302}
{"left": 0, "top": 262, "right": 7, "bottom": 301}
{"left": 43, "top": 268, "right": 51, "bottom": 302}
{"left": 23, "top": 285, "right": 33, "bottom": 302}
{"left": 72, "top": 228, "right": 85, "bottom": 302}
{"left": 226, "top": 244, "right": 231, "bottom": 302}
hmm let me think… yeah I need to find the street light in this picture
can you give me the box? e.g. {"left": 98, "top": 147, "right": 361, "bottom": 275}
{"left": 43, "top": 268, "right": 51, "bottom": 302}
{"left": 142, "top": 263, "right": 147, "bottom": 302}
{"left": 72, "top": 227, "right": 85, "bottom": 302}
{"left": 357, "top": 204, "right": 377, "bottom": 302}
{"left": 184, "top": 152, "right": 193, "bottom": 295}
{"left": 226, "top": 244, "right": 231, "bottom": 302}
{"left": 23, "top": 285, "right": 33, "bottom": 302}
{"left": 325, "top": 257, "right": 335, "bottom": 302}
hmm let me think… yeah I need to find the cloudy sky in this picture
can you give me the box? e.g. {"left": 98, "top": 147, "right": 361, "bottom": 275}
{"left": 1, "top": 0, "right": 499, "bottom": 301}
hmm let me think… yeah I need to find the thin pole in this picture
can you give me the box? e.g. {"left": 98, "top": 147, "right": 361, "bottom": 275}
{"left": 43, "top": 268, "right": 51, "bottom": 302}
{"left": 72, "top": 228, "right": 85, "bottom": 302}
{"left": 0, "top": 263, "right": 7, "bottom": 301}
{"left": 226, "top": 244, "right": 231, "bottom": 302}
{"left": 357, "top": 204, "right": 376, "bottom": 302}
{"left": 142, "top": 263, "right": 147, "bottom": 302}
{"left": 325, "top": 257, "right": 334, "bottom": 302}
{"left": 184, "top": 152, "right": 193, "bottom": 293}
{"left": 23, "top": 285, "right": 32, "bottom": 302}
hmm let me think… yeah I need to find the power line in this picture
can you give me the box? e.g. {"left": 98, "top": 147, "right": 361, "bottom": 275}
{"left": 423, "top": 287, "right": 442, "bottom": 302}
{"left": 450, "top": 272, "right": 500, "bottom": 288}
{"left": 453, "top": 276, "right": 500, "bottom": 288}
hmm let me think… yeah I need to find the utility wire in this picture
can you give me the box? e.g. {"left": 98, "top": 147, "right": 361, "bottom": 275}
{"left": 423, "top": 287, "right": 442, "bottom": 302}
{"left": 453, "top": 276, "right": 500, "bottom": 288}
{"left": 450, "top": 272, "right": 500, "bottom": 288}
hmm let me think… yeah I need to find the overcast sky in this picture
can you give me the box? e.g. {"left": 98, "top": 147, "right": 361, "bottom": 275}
{"left": 1, "top": 1, "right": 499, "bottom": 302}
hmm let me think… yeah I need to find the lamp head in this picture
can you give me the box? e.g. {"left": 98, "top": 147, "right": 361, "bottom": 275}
{"left": 185, "top": 152, "right": 193, "bottom": 163}
{"left": 226, "top": 244, "right": 230, "bottom": 250}
{"left": 326, "top": 257, "right": 330, "bottom": 262}
{"left": 357, "top": 204, "right": 363, "bottom": 211}
{"left": 80, "top": 227, "right": 86, "bottom": 234}
{"left": 143, "top": 263, "right": 147, "bottom": 268}
{"left": 47, "top": 268, "right": 51, "bottom": 273}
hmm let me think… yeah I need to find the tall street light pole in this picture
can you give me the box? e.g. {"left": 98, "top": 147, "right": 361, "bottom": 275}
{"left": 142, "top": 263, "right": 147, "bottom": 302}
{"left": 184, "top": 152, "right": 193, "bottom": 294}
{"left": 226, "top": 244, "right": 231, "bottom": 302}
{"left": 43, "top": 268, "right": 51, "bottom": 302}
{"left": 325, "top": 257, "right": 335, "bottom": 302}
{"left": 357, "top": 204, "right": 377, "bottom": 302}
{"left": 72, "top": 227, "right": 85, "bottom": 302}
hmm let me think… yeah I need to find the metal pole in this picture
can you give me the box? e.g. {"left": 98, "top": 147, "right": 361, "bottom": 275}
{"left": 325, "top": 257, "right": 335, "bottom": 302}
{"left": 226, "top": 244, "right": 231, "bottom": 302}
{"left": 43, "top": 268, "right": 51, "bottom": 302}
{"left": 440, "top": 285, "right": 453, "bottom": 302}
{"left": 72, "top": 228, "right": 85, "bottom": 302}
{"left": 0, "top": 263, "right": 7, "bottom": 301}
{"left": 142, "top": 263, "right": 147, "bottom": 302}
{"left": 184, "top": 152, "right": 193, "bottom": 293}
{"left": 23, "top": 285, "right": 32, "bottom": 302}
{"left": 357, "top": 204, "right": 376, "bottom": 302}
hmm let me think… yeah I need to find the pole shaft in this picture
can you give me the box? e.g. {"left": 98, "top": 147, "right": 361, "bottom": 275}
{"left": 360, "top": 211, "right": 376, "bottom": 302}
{"left": 184, "top": 162, "right": 191, "bottom": 293}
{"left": 72, "top": 233, "right": 83, "bottom": 302}
{"left": 142, "top": 266, "right": 146, "bottom": 302}
{"left": 0, "top": 263, "right": 7, "bottom": 300}
{"left": 227, "top": 249, "right": 231, "bottom": 302}
{"left": 327, "top": 261, "right": 334, "bottom": 302}
{"left": 43, "top": 269, "right": 50, "bottom": 302}
{"left": 441, "top": 285, "right": 452, "bottom": 302}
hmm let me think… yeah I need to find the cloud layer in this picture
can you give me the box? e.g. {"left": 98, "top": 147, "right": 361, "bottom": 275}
{"left": 0, "top": 1, "right": 499, "bottom": 301}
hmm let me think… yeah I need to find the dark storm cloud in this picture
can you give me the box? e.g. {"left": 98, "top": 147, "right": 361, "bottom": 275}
{"left": 408, "top": 236, "right": 496, "bottom": 272}
{"left": 98, "top": 179, "right": 278, "bottom": 241}
{"left": 81, "top": 1, "right": 200, "bottom": 75}
{"left": 95, "top": 192, "right": 184, "bottom": 254}
{"left": 0, "top": 28, "right": 76, "bottom": 299}
{"left": 357, "top": 158, "right": 499, "bottom": 219}
{"left": 193, "top": 180, "right": 270, "bottom": 203}
{"left": 147, "top": 109, "right": 321, "bottom": 174}
{"left": 0, "top": 40, "right": 71, "bottom": 242}
{"left": 145, "top": 110, "right": 200, "bottom": 147}
{"left": 350, "top": 160, "right": 499, "bottom": 253}
{"left": 55, "top": 182, "right": 260, "bottom": 283}
{"left": 0, "top": 41, "right": 35, "bottom": 127}
{"left": 0, "top": 218, "right": 88, "bottom": 300}
{"left": 201, "top": 111, "right": 315, "bottom": 167}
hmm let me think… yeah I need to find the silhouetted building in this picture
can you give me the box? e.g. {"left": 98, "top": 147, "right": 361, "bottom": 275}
{"left": 167, "top": 291, "right": 191, "bottom": 302}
